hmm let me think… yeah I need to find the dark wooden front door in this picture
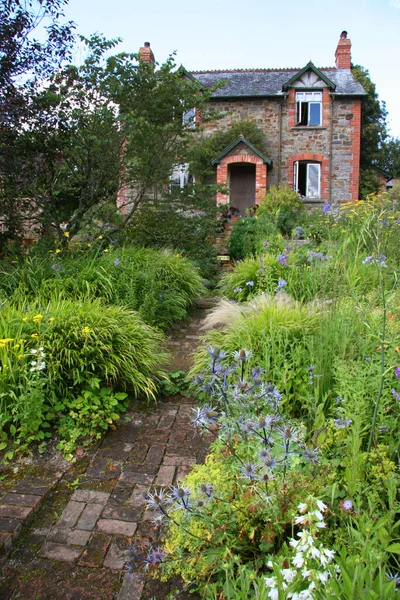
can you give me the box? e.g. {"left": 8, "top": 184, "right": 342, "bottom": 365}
{"left": 229, "top": 163, "right": 256, "bottom": 215}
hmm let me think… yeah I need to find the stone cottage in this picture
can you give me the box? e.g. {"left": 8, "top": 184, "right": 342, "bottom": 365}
{"left": 186, "top": 31, "right": 365, "bottom": 214}
{"left": 121, "top": 33, "right": 365, "bottom": 217}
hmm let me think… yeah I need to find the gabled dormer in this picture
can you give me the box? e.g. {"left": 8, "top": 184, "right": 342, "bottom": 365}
{"left": 282, "top": 62, "right": 336, "bottom": 92}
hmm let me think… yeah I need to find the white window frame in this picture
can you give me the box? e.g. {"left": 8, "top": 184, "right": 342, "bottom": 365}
{"left": 169, "top": 163, "right": 192, "bottom": 190}
{"left": 293, "top": 161, "right": 321, "bottom": 198}
{"left": 295, "top": 91, "right": 322, "bottom": 126}
{"left": 182, "top": 107, "right": 196, "bottom": 129}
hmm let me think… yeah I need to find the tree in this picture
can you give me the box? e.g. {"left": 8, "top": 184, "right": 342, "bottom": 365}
{"left": 351, "top": 65, "right": 388, "bottom": 198}
{"left": 378, "top": 137, "right": 400, "bottom": 177}
{"left": 1, "top": 33, "right": 219, "bottom": 243}
{"left": 0, "top": 0, "right": 75, "bottom": 242}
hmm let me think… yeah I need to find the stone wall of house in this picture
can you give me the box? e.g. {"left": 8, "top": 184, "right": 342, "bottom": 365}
{"left": 205, "top": 93, "right": 361, "bottom": 202}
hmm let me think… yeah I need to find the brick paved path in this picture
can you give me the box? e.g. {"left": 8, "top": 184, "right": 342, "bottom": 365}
{"left": 0, "top": 305, "right": 214, "bottom": 599}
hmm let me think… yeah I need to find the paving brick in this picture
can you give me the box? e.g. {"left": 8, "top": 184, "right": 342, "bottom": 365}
{"left": 0, "top": 493, "right": 42, "bottom": 509}
{"left": 144, "top": 444, "right": 165, "bottom": 465}
{"left": 119, "top": 471, "right": 155, "bottom": 485}
{"left": 78, "top": 532, "right": 112, "bottom": 568}
{"left": 157, "top": 415, "right": 176, "bottom": 429}
{"left": 0, "top": 518, "right": 22, "bottom": 539}
{"left": 47, "top": 527, "right": 91, "bottom": 546}
{"left": 97, "top": 519, "right": 137, "bottom": 536}
{"left": 97, "top": 443, "right": 134, "bottom": 460}
{"left": 86, "top": 458, "right": 122, "bottom": 480}
{"left": 0, "top": 505, "right": 33, "bottom": 521}
{"left": 176, "top": 466, "right": 193, "bottom": 481}
{"left": 154, "top": 465, "right": 175, "bottom": 487}
{"left": 128, "top": 442, "right": 149, "bottom": 464}
{"left": 75, "top": 503, "right": 104, "bottom": 531}
{"left": 71, "top": 489, "right": 110, "bottom": 505}
{"left": 58, "top": 501, "right": 85, "bottom": 528}
{"left": 40, "top": 542, "right": 82, "bottom": 562}
{"left": 13, "top": 482, "right": 51, "bottom": 496}
{"left": 128, "top": 485, "right": 148, "bottom": 509}
{"left": 104, "top": 536, "right": 130, "bottom": 570}
{"left": 163, "top": 455, "right": 196, "bottom": 467}
{"left": 0, "top": 532, "right": 12, "bottom": 558}
{"left": 109, "top": 483, "right": 135, "bottom": 507}
{"left": 101, "top": 505, "right": 141, "bottom": 523}
{"left": 118, "top": 571, "right": 146, "bottom": 600}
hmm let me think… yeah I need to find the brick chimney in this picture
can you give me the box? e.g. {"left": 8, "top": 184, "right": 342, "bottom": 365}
{"left": 335, "top": 31, "right": 351, "bottom": 69}
{"left": 139, "top": 42, "right": 155, "bottom": 64}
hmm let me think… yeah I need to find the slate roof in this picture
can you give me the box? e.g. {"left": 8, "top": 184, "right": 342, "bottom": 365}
{"left": 191, "top": 67, "right": 366, "bottom": 98}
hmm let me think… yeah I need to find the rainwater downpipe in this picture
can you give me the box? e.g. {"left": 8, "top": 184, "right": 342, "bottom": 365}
{"left": 277, "top": 94, "right": 288, "bottom": 185}
{"left": 328, "top": 94, "right": 335, "bottom": 202}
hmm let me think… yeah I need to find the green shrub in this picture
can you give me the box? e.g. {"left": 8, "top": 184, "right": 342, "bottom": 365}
{"left": 257, "top": 185, "right": 306, "bottom": 236}
{"left": 228, "top": 216, "right": 279, "bottom": 261}
{"left": 0, "top": 299, "right": 167, "bottom": 457}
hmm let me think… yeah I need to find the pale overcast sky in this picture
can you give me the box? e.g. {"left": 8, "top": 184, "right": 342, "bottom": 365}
{"left": 63, "top": 0, "right": 400, "bottom": 137}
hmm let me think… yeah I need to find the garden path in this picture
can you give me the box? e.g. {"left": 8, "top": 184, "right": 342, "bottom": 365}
{"left": 0, "top": 301, "right": 215, "bottom": 599}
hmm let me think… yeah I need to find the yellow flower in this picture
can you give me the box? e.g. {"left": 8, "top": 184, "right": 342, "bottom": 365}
{"left": 0, "top": 338, "right": 14, "bottom": 344}
{"left": 31, "top": 333, "right": 39, "bottom": 339}
{"left": 55, "top": 249, "right": 61, "bottom": 254}
{"left": 18, "top": 354, "right": 24, "bottom": 360}
{"left": 64, "top": 231, "right": 70, "bottom": 238}
{"left": 22, "top": 316, "right": 29, "bottom": 322}
{"left": 98, "top": 235, "right": 103, "bottom": 240}
{"left": 87, "top": 243, "right": 92, "bottom": 248}
{"left": 13, "top": 344, "right": 20, "bottom": 350}
{"left": 33, "top": 314, "right": 43, "bottom": 322}
{"left": 49, "top": 317, "right": 55, "bottom": 323}
{"left": 103, "top": 248, "right": 108, "bottom": 253}
{"left": 81, "top": 326, "right": 92, "bottom": 335}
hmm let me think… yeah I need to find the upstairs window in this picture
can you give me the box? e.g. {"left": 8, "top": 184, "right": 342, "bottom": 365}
{"left": 295, "top": 91, "right": 322, "bottom": 126}
{"left": 293, "top": 161, "right": 321, "bottom": 198}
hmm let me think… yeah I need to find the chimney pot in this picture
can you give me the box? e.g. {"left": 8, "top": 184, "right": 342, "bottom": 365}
{"left": 340, "top": 30, "right": 347, "bottom": 39}
{"left": 144, "top": 42, "right": 150, "bottom": 47}
{"left": 139, "top": 41, "right": 155, "bottom": 64}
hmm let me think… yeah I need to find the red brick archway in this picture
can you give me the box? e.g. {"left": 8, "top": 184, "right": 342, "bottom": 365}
{"left": 216, "top": 154, "right": 268, "bottom": 206}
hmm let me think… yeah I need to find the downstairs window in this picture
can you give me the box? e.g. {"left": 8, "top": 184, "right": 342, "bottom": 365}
{"left": 293, "top": 161, "right": 321, "bottom": 198}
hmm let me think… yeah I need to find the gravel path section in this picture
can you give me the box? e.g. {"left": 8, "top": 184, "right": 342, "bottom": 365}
{"left": 0, "top": 303, "right": 215, "bottom": 599}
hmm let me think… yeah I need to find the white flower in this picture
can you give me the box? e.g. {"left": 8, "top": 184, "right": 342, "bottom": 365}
{"left": 295, "top": 515, "right": 308, "bottom": 525}
{"left": 323, "top": 548, "right": 335, "bottom": 562}
{"left": 293, "top": 552, "right": 304, "bottom": 568}
{"left": 282, "top": 569, "right": 297, "bottom": 583}
{"left": 315, "top": 521, "right": 326, "bottom": 528}
{"left": 30, "top": 349, "right": 38, "bottom": 355}
{"left": 316, "top": 500, "right": 327, "bottom": 512}
{"left": 30, "top": 361, "right": 37, "bottom": 366}
{"left": 318, "top": 571, "right": 330, "bottom": 584}
{"left": 38, "top": 347, "right": 44, "bottom": 351}
{"left": 298, "top": 502, "right": 308, "bottom": 514}
{"left": 310, "top": 546, "right": 321, "bottom": 559}
{"left": 313, "top": 510, "right": 324, "bottom": 521}
{"left": 268, "top": 588, "right": 279, "bottom": 600}
{"left": 302, "top": 568, "right": 311, "bottom": 578}
{"left": 265, "top": 577, "right": 276, "bottom": 588}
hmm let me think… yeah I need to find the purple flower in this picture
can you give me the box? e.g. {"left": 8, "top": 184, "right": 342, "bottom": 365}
{"left": 233, "top": 287, "right": 242, "bottom": 293}
{"left": 334, "top": 418, "right": 352, "bottom": 429}
{"left": 342, "top": 499, "right": 353, "bottom": 511}
{"left": 147, "top": 547, "right": 165, "bottom": 565}
{"left": 246, "top": 280, "right": 254, "bottom": 287}
{"left": 277, "top": 253, "right": 288, "bottom": 267}
{"left": 322, "top": 203, "right": 332, "bottom": 213}
{"left": 114, "top": 258, "right": 121, "bottom": 266}
{"left": 263, "top": 241, "right": 269, "bottom": 247}
{"left": 392, "top": 389, "right": 400, "bottom": 401}
{"left": 240, "top": 463, "right": 259, "bottom": 480}
{"left": 276, "top": 279, "right": 287, "bottom": 291}
{"left": 365, "top": 357, "right": 370, "bottom": 362}
{"left": 395, "top": 367, "right": 400, "bottom": 378}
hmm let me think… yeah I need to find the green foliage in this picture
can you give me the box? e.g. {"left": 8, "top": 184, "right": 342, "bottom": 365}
{"left": 158, "top": 371, "right": 190, "bottom": 397}
{"left": 190, "top": 120, "right": 268, "bottom": 181}
{"left": 352, "top": 65, "right": 388, "bottom": 198}
{"left": 0, "top": 246, "right": 205, "bottom": 329}
{"left": 227, "top": 217, "right": 280, "bottom": 261}
{"left": 0, "top": 299, "right": 166, "bottom": 457}
{"left": 123, "top": 194, "right": 219, "bottom": 281}
{"left": 257, "top": 186, "right": 306, "bottom": 236}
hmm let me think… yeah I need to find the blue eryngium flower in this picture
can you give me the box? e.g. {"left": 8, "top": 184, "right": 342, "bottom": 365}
{"left": 276, "top": 279, "right": 287, "bottom": 291}
{"left": 322, "top": 203, "right": 332, "bottom": 213}
{"left": 333, "top": 418, "right": 352, "bottom": 429}
{"left": 240, "top": 463, "right": 259, "bottom": 480}
{"left": 192, "top": 405, "right": 219, "bottom": 427}
{"left": 206, "top": 346, "right": 226, "bottom": 361}
{"left": 233, "top": 348, "right": 252, "bottom": 362}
